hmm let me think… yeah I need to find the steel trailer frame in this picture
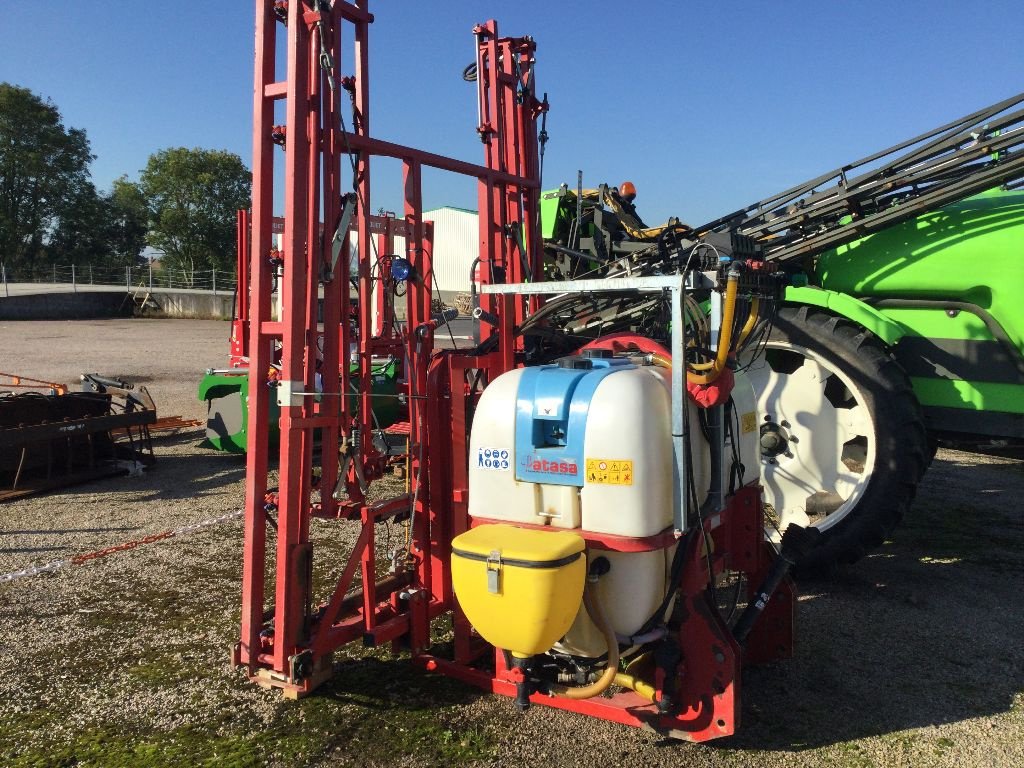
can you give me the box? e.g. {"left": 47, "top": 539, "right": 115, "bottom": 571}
{"left": 229, "top": 210, "right": 408, "bottom": 365}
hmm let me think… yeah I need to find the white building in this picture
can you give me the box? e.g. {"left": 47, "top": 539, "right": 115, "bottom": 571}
{"left": 423, "top": 206, "right": 478, "bottom": 296}
{"left": 344, "top": 206, "right": 477, "bottom": 298}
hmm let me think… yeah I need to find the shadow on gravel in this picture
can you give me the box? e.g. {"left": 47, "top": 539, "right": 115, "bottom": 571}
{"left": 308, "top": 655, "right": 490, "bottom": 759}
{"left": 0, "top": 545, "right": 70, "bottom": 554}
{"left": 322, "top": 656, "right": 483, "bottom": 711}
{"left": 0, "top": 525, "right": 140, "bottom": 535}
{"left": 719, "top": 451, "right": 1024, "bottom": 751}
{"left": 149, "top": 429, "right": 209, "bottom": 448}
{"left": 139, "top": 455, "right": 246, "bottom": 501}
{"left": 44, "top": 450, "right": 247, "bottom": 502}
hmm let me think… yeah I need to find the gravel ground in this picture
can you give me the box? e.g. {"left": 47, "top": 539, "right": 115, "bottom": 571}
{"left": 0, "top": 318, "right": 1022, "bottom": 767}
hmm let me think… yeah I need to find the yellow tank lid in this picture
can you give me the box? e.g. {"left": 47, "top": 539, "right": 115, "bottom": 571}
{"left": 452, "top": 524, "right": 584, "bottom": 565}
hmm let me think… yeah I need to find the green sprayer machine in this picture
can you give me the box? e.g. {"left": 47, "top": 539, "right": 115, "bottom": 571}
{"left": 538, "top": 92, "right": 1024, "bottom": 572}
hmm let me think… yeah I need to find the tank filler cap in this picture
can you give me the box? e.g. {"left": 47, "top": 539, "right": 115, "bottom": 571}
{"left": 557, "top": 358, "right": 593, "bottom": 370}
{"left": 581, "top": 348, "right": 615, "bottom": 360}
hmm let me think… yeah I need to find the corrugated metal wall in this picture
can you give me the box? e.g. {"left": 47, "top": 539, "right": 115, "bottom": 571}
{"left": 424, "top": 207, "right": 478, "bottom": 295}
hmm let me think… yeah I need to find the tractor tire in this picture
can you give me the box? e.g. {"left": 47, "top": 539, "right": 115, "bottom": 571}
{"left": 745, "top": 306, "right": 929, "bottom": 576}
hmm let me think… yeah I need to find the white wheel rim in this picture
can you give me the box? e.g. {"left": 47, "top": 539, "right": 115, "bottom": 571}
{"left": 744, "top": 341, "right": 877, "bottom": 541}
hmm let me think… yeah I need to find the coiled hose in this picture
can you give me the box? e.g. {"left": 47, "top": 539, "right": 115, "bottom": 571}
{"left": 686, "top": 268, "right": 739, "bottom": 385}
{"left": 549, "top": 581, "right": 619, "bottom": 700}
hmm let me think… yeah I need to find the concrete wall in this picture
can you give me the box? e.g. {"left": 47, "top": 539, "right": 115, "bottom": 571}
{"left": 146, "top": 291, "right": 234, "bottom": 320}
{"left": 0, "top": 289, "right": 235, "bottom": 321}
{"left": 0, "top": 285, "right": 465, "bottom": 322}
{"left": 0, "top": 290, "right": 133, "bottom": 320}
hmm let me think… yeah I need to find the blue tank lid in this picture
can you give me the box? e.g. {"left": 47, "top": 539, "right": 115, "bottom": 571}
{"left": 514, "top": 356, "right": 633, "bottom": 486}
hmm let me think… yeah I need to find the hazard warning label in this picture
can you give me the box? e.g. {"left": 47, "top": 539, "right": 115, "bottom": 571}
{"left": 585, "top": 458, "right": 634, "bottom": 485}
{"left": 741, "top": 411, "right": 757, "bottom": 434}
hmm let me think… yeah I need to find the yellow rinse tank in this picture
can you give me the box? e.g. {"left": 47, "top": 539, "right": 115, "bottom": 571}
{"left": 451, "top": 524, "right": 586, "bottom": 658}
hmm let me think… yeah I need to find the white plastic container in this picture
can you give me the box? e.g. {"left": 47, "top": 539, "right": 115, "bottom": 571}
{"left": 468, "top": 364, "right": 711, "bottom": 535}
{"left": 468, "top": 369, "right": 582, "bottom": 528}
{"left": 554, "top": 548, "right": 671, "bottom": 657}
{"left": 466, "top": 360, "right": 715, "bottom": 660}
{"left": 580, "top": 365, "right": 709, "bottom": 537}
{"left": 724, "top": 370, "right": 760, "bottom": 491}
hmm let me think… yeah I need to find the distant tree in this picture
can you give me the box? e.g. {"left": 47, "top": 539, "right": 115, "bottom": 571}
{"left": 45, "top": 176, "right": 148, "bottom": 269}
{"left": 46, "top": 178, "right": 108, "bottom": 266}
{"left": 105, "top": 176, "right": 148, "bottom": 266}
{"left": 140, "top": 147, "right": 251, "bottom": 281}
{"left": 0, "top": 83, "right": 93, "bottom": 274}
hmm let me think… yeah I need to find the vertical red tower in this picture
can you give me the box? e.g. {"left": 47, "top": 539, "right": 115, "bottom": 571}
{"left": 236, "top": 0, "right": 544, "bottom": 696}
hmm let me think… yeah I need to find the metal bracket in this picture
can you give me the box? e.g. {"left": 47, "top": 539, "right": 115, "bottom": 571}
{"left": 486, "top": 550, "right": 502, "bottom": 594}
{"left": 276, "top": 379, "right": 302, "bottom": 407}
{"left": 504, "top": 221, "right": 531, "bottom": 281}
{"left": 324, "top": 193, "right": 357, "bottom": 282}
{"left": 289, "top": 650, "right": 313, "bottom": 684}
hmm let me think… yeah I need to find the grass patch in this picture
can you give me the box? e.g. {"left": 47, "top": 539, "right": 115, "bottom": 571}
{"left": 306, "top": 656, "right": 495, "bottom": 764}
{"left": 3, "top": 721, "right": 316, "bottom": 768}
{"left": 833, "top": 740, "right": 875, "bottom": 767}
{"left": 0, "top": 653, "right": 495, "bottom": 768}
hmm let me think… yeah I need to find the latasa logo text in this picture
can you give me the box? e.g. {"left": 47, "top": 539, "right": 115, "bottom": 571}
{"left": 521, "top": 455, "right": 578, "bottom": 475}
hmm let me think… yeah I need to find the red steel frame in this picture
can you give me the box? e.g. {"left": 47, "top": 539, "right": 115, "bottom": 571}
{"left": 235, "top": 0, "right": 793, "bottom": 743}
{"left": 236, "top": 0, "right": 542, "bottom": 694}
{"left": 229, "top": 211, "right": 406, "bottom": 365}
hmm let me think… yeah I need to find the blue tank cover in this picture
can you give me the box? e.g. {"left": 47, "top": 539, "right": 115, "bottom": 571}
{"left": 514, "top": 357, "right": 633, "bottom": 486}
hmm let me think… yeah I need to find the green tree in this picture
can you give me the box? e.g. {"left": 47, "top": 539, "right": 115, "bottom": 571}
{"left": 140, "top": 147, "right": 251, "bottom": 281}
{"left": 0, "top": 82, "right": 93, "bottom": 274}
{"left": 46, "top": 177, "right": 148, "bottom": 269}
{"left": 106, "top": 176, "right": 148, "bottom": 266}
{"left": 46, "top": 178, "right": 108, "bottom": 266}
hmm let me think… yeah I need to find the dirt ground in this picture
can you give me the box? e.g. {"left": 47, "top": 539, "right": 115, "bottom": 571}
{"left": 0, "top": 318, "right": 1022, "bottom": 767}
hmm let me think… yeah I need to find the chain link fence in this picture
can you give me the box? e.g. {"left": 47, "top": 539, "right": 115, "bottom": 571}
{"left": 0, "top": 263, "right": 237, "bottom": 294}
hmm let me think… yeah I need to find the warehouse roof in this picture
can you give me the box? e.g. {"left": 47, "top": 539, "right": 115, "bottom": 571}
{"left": 423, "top": 205, "right": 478, "bottom": 216}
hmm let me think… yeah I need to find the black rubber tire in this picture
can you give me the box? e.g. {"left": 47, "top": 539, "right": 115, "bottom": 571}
{"left": 763, "top": 306, "right": 929, "bottom": 577}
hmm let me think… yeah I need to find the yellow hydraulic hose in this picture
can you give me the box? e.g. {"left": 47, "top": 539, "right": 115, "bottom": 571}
{"left": 686, "top": 271, "right": 739, "bottom": 385}
{"left": 613, "top": 672, "right": 658, "bottom": 704}
{"left": 691, "top": 296, "right": 759, "bottom": 366}
{"left": 735, "top": 297, "right": 761, "bottom": 350}
{"left": 666, "top": 297, "right": 761, "bottom": 379}
{"left": 549, "top": 582, "right": 619, "bottom": 700}
{"left": 649, "top": 352, "right": 672, "bottom": 370}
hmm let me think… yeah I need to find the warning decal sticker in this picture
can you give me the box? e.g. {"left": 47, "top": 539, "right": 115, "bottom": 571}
{"left": 476, "top": 447, "right": 511, "bottom": 471}
{"left": 585, "top": 458, "right": 634, "bottom": 485}
{"left": 741, "top": 412, "right": 757, "bottom": 434}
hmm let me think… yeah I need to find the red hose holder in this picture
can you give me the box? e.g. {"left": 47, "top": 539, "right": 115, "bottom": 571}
{"left": 687, "top": 366, "right": 734, "bottom": 408}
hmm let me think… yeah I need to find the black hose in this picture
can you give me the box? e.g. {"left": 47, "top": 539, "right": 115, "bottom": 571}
{"left": 732, "top": 524, "right": 821, "bottom": 644}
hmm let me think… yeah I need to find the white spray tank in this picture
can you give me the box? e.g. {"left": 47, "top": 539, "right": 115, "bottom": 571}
{"left": 468, "top": 351, "right": 712, "bottom": 655}
{"left": 724, "top": 370, "right": 760, "bottom": 492}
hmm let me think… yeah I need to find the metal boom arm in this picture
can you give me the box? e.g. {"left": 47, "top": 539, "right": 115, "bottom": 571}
{"left": 696, "top": 92, "right": 1024, "bottom": 263}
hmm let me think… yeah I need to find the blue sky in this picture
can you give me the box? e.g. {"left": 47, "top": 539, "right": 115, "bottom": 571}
{"left": 2, "top": 1, "right": 1022, "bottom": 227}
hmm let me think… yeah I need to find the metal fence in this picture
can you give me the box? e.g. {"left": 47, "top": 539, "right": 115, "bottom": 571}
{"left": 0, "top": 263, "right": 237, "bottom": 294}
